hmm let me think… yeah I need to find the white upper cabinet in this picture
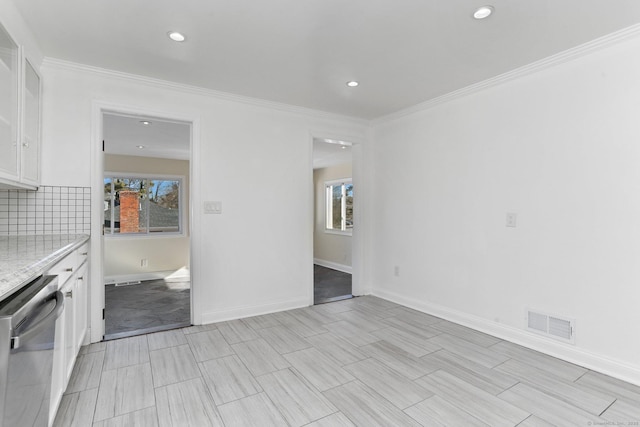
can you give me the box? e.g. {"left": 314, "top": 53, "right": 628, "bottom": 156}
{"left": 0, "top": 23, "right": 19, "bottom": 182}
{"left": 22, "top": 59, "right": 41, "bottom": 185}
{"left": 0, "top": 20, "right": 41, "bottom": 190}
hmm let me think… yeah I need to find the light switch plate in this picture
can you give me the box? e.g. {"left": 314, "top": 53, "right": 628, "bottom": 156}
{"left": 204, "top": 201, "right": 222, "bottom": 214}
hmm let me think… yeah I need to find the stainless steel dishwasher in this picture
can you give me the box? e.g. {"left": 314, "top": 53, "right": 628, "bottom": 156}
{"left": 0, "top": 275, "right": 62, "bottom": 427}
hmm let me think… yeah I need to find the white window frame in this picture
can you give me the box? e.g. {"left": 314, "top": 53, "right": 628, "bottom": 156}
{"left": 103, "top": 172, "right": 185, "bottom": 238}
{"left": 325, "top": 178, "right": 353, "bottom": 236}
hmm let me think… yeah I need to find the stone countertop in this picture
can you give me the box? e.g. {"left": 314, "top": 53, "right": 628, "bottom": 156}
{"left": 0, "top": 234, "right": 90, "bottom": 303}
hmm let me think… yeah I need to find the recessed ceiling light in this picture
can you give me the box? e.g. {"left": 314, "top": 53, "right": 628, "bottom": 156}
{"left": 136, "top": 145, "right": 145, "bottom": 149}
{"left": 473, "top": 6, "right": 494, "bottom": 19}
{"left": 140, "top": 120, "right": 152, "bottom": 126}
{"left": 346, "top": 81, "right": 359, "bottom": 87}
{"left": 168, "top": 31, "right": 186, "bottom": 42}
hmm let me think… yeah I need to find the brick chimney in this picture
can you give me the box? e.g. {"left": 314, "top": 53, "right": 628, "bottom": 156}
{"left": 119, "top": 191, "right": 140, "bottom": 233}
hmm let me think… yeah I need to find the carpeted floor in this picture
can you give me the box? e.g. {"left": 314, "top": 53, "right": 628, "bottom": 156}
{"left": 314, "top": 264, "right": 352, "bottom": 304}
{"left": 104, "top": 279, "right": 191, "bottom": 340}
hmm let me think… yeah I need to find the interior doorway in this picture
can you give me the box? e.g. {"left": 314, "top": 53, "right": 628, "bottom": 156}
{"left": 312, "top": 138, "right": 353, "bottom": 304}
{"left": 101, "top": 112, "right": 192, "bottom": 339}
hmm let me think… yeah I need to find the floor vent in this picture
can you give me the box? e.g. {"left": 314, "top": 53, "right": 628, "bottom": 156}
{"left": 526, "top": 309, "right": 575, "bottom": 343}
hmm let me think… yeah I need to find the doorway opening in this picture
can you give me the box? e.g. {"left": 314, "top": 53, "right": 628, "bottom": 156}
{"left": 101, "top": 112, "right": 192, "bottom": 340}
{"left": 312, "top": 137, "right": 353, "bottom": 304}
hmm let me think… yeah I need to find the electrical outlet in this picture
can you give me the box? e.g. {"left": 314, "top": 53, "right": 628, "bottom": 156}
{"left": 141, "top": 258, "right": 148, "bottom": 267}
{"left": 506, "top": 212, "right": 517, "bottom": 228}
{"left": 394, "top": 265, "right": 400, "bottom": 277}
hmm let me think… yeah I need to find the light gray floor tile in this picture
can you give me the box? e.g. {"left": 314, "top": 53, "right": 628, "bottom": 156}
{"left": 305, "top": 412, "right": 356, "bottom": 427}
{"left": 282, "top": 309, "right": 330, "bottom": 335}
{"left": 421, "top": 349, "right": 518, "bottom": 395}
{"left": 372, "top": 327, "right": 441, "bottom": 357}
{"left": 305, "top": 332, "right": 367, "bottom": 366}
{"left": 498, "top": 382, "right": 607, "bottom": 426}
{"left": 53, "top": 388, "right": 98, "bottom": 427}
{"left": 149, "top": 344, "right": 201, "bottom": 388}
{"left": 417, "top": 370, "right": 530, "bottom": 427}
{"left": 65, "top": 350, "right": 105, "bottom": 394}
{"left": 284, "top": 347, "right": 355, "bottom": 391}
{"left": 323, "top": 320, "right": 380, "bottom": 346}
{"left": 344, "top": 358, "right": 432, "bottom": 409}
{"left": 199, "top": 355, "right": 262, "bottom": 405}
{"left": 490, "top": 340, "right": 588, "bottom": 381}
{"left": 186, "top": 329, "right": 234, "bottom": 362}
{"left": 404, "top": 395, "right": 490, "bottom": 427}
{"left": 79, "top": 342, "right": 107, "bottom": 355}
{"left": 334, "top": 310, "right": 388, "bottom": 332}
{"left": 92, "top": 407, "right": 159, "bottom": 427}
{"left": 601, "top": 399, "right": 640, "bottom": 422}
{"left": 218, "top": 392, "right": 288, "bottom": 427}
{"left": 182, "top": 323, "right": 218, "bottom": 335}
{"left": 312, "top": 300, "right": 355, "bottom": 315}
{"left": 272, "top": 311, "right": 328, "bottom": 338}
{"left": 429, "top": 320, "right": 502, "bottom": 347}
{"left": 427, "top": 333, "right": 509, "bottom": 368}
{"left": 291, "top": 306, "right": 337, "bottom": 325}
{"left": 94, "top": 363, "right": 155, "bottom": 422}
{"left": 231, "top": 338, "right": 290, "bottom": 377}
{"left": 242, "top": 313, "right": 282, "bottom": 330}
{"left": 360, "top": 340, "right": 439, "bottom": 380}
{"left": 217, "top": 319, "right": 260, "bottom": 344}
{"left": 155, "top": 378, "right": 223, "bottom": 427}
{"left": 515, "top": 415, "right": 555, "bottom": 427}
{"left": 386, "top": 306, "right": 443, "bottom": 325}
{"left": 257, "top": 325, "right": 311, "bottom": 354}
{"left": 495, "top": 358, "right": 615, "bottom": 415}
{"left": 575, "top": 370, "right": 640, "bottom": 405}
{"left": 103, "top": 335, "right": 150, "bottom": 371}
{"left": 323, "top": 380, "right": 422, "bottom": 427}
{"left": 257, "top": 368, "right": 337, "bottom": 426}
{"left": 355, "top": 296, "right": 401, "bottom": 311}
{"left": 381, "top": 316, "right": 441, "bottom": 340}
{"left": 147, "top": 329, "right": 188, "bottom": 351}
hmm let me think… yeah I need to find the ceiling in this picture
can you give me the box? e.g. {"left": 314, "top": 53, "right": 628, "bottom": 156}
{"left": 313, "top": 138, "right": 352, "bottom": 170}
{"left": 12, "top": 0, "right": 640, "bottom": 119}
{"left": 103, "top": 113, "right": 191, "bottom": 160}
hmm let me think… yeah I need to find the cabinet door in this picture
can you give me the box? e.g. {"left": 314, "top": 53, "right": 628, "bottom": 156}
{"left": 74, "top": 262, "right": 89, "bottom": 352}
{"left": 0, "top": 23, "right": 19, "bottom": 180}
{"left": 21, "top": 59, "right": 40, "bottom": 184}
{"left": 62, "top": 278, "right": 76, "bottom": 384}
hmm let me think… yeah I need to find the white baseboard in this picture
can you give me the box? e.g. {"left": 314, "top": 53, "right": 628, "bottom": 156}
{"left": 201, "top": 296, "right": 309, "bottom": 324}
{"left": 314, "top": 258, "right": 352, "bottom": 274}
{"left": 373, "top": 288, "right": 640, "bottom": 387}
{"left": 104, "top": 270, "right": 179, "bottom": 285}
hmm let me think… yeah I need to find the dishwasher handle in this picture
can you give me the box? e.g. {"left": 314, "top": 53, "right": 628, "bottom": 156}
{"left": 11, "top": 290, "right": 65, "bottom": 350}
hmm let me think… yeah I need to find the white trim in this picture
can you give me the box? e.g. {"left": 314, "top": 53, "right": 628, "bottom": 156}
{"left": 373, "top": 288, "right": 640, "bottom": 388}
{"left": 313, "top": 258, "right": 352, "bottom": 274}
{"left": 373, "top": 23, "right": 640, "bottom": 124}
{"left": 42, "top": 57, "right": 369, "bottom": 126}
{"left": 201, "top": 297, "right": 309, "bottom": 324}
{"left": 104, "top": 270, "right": 187, "bottom": 285}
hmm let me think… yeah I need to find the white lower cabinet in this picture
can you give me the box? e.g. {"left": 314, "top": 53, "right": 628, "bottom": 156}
{"left": 49, "top": 243, "right": 90, "bottom": 426}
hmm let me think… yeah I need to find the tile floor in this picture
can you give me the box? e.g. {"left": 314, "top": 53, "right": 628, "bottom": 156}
{"left": 54, "top": 296, "right": 640, "bottom": 426}
{"left": 104, "top": 279, "right": 191, "bottom": 340}
{"left": 314, "top": 265, "right": 352, "bottom": 304}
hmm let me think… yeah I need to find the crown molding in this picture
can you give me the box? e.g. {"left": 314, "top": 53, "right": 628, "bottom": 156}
{"left": 41, "top": 57, "right": 370, "bottom": 126}
{"left": 373, "top": 23, "right": 640, "bottom": 125}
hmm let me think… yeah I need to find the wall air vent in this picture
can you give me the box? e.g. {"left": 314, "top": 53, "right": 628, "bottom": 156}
{"left": 526, "top": 308, "right": 575, "bottom": 344}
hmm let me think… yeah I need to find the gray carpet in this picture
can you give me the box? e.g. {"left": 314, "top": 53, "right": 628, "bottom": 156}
{"left": 104, "top": 279, "right": 191, "bottom": 340}
{"left": 314, "top": 264, "right": 352, "bottom": 304}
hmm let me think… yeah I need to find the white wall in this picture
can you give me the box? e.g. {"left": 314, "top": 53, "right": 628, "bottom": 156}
{"left": 103, "top": 154, "right": 190, "bottom": 282}
{"left": 313, "top": 163, "right": 352, "bottom": 271}
{"left": 371, "top": 33, "right": 640, "bottom": 385}
{"left": 39, "top": 61, "right": 367, "bottom": 329}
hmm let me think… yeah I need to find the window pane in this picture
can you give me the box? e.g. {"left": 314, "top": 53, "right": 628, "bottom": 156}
{"left": 345, "top": 183, "right": 353, "bottom": 229}
{"left": 148, "top": 180, "right": 181, "bottom": 233}
{"left": 103, "top": 178, "right": 113, "bottom": 234}
{"left": 332, "top": 185, "right": 342, "bottom": 229}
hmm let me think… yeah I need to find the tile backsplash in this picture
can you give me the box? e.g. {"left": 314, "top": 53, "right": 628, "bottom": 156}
{"left": 0, "top": 186, "right": 91, "bottom": 235}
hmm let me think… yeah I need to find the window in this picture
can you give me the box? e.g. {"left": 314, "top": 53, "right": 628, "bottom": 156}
{"left": 325, "top": 179, "right": 353, "bottom": 234}
{"left": 104, "top": 175, "right": 183, "bottom": 235}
